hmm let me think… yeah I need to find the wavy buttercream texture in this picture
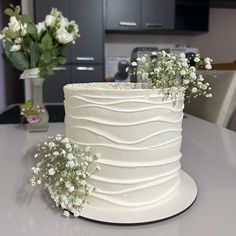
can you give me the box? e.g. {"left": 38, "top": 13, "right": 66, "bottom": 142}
{"left": 64, "top": 83, "right": 184, "bottom": 209}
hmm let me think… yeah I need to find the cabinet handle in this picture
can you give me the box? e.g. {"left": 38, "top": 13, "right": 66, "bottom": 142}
{"left": 145, "top": 23, "right": 163, "bottom": 28}
{"left": 76, "top": 57, "right": 95, "bottom": 61}
{"left": 76, "top": 66, "right": 94, "bottom": 71}
{"left": 119, "top": 21, "right": 137, "bottom": 27}
{"left": 53, "top": 67, "right": 67, "bottom": 71}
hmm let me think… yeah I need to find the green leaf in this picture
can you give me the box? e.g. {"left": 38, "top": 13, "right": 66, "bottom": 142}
{"left": 40, "top": 34, "right": 53, "bottom": 50}
{"left": 20, "top": 100, "right": 33, "bottom": 109}
{"left": 20, "top": 14, "right": 32, "bottom": 24}
{"left": 30, "top": 42, "right": 40, "bottom": 68}
{"left": 57, "top": 56, "right": 67, "bottom": 64}
{"left": 27, "top": 23, "right": 38, "bottom": 39}
{"left": 41, "top": 51, "right": 52, "bottom": 64}
{"left": 4, "top": 40, "right": 14, "bottom": 59}
{"left": 4, "top": 8, "right": 15, "bottom": 17}
{"left": 9, "top": 52, "right": 29, "bottom": 71}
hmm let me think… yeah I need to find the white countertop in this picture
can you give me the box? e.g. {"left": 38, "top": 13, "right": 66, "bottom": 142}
{"left": 0, "top": 115, "right": 236, "bottom": 236}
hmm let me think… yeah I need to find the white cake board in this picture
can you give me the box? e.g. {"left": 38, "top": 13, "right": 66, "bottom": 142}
{"left": 80, "top": 170, "right": 197, "bottom": 225}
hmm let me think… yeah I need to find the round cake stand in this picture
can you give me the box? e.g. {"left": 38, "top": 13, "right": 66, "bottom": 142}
{"left": 80, "top": 170, "right": 198, "bottom": 225}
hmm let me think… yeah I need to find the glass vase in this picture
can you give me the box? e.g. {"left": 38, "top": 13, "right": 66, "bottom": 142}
{"left": 27, "top": 78, "right": 49, "bottom": 132}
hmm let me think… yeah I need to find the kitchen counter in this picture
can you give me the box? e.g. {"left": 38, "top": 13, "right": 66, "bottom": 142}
{"left": 0, "top": 115, "right": 236, "bottom": 236}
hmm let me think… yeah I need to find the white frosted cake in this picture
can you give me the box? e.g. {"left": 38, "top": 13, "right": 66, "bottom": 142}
{"left": 64, "top": 83, "right": 184, "bottom": 213}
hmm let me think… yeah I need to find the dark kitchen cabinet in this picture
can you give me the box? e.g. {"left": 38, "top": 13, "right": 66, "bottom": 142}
{"left": 70, "top": 0, "right": 104, "bottom": 64}
{"left": 142, "top": 0, "right": 175, "bottom": 30}
{"left": 43, "top": 65, "right": 71, "bottom": 103}
{"left": 71, "top": 65, "right": 104, "bottom": 83}
{"left": 175, "top": 0, "right": 209, "bottom": 32}
{"left": 105, "top": 0, "right": 141, "bottom": 31}
{"left": 105, "top": 0, "right": 175, "bottom": 32}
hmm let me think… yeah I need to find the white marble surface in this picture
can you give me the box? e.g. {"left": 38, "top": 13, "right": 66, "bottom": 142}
{"left": 0, "top": 115, "right": 236, "bottom": 235}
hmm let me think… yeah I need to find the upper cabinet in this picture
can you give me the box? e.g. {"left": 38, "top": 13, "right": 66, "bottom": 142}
{"left": 105, "top": 0, "right": 209, "bottom": 34}
{"left": 105, "top": 0, "right": 175, "bottom": 32}
{"left": 175, "top": 0, "right": 209, "bottom": 33}
{"left": 70, "top": 0, "right": 104, "bottom": 64}
{"left": 142, "top": 0, "right": 175, "bottom": 30}
{"left": 105, "top": 0, "right": 141, "bottom": 31}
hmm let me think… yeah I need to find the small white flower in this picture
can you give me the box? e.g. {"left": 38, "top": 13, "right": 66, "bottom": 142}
{"left": 61, "top": 137, "right": 69, "bottom": 143}
{"left": 68, "top": 186, "right": 75, "bottom": 192}
{"left": 192, "top": 87, "right": 198, "bottom": 93}
{"left": 48, "top": 168, "right": 55, "bottom": 175}
{"left": 61, "top": 150, "right": 66, "bottom": 155}
{"left": 66, "top": 143, "right": 71, "bottom": 149}
{"left": 53, "top": 151, "right": 59, "bottom": 156}
{"left": 37, "top": 180, "right": 41, "bottom": 185}
{"left": 205, "top": 64, "right": 212, "bottom": 70}
{"left": 204, "top": 57, "right": 211, "bottom": 63}
{"left": 141, "top": 56, "right": 146, "bottom": 63}
{"left": 80, "top": 180, "right": 86, "bottom": 186}
{"left": 183, "top": 79, "right": 189, "bottom": 85}
{"left": 33, "top": 167, "right": 40, "bottom": 174}
{"left": 180, "top": 53, "right": 186, "bottom": 59}
{"left": 63, "top": 210, "right": 70, "bottom": 217}
{"left": 151, "top": 51, "right": 157, "bottom": 56}
{"left": 67, "top": 153, "right": 74, "bottom": 160}
{"left": 190, "top": 72, "right": 196, "bottom": 80}
{"left": 31, "top": 181, "right": 36, "bottom": 186}
{"left": 194, "top": 57, "right": 200, "bottom": 63}
{"left": 67, "top": 160, "right": 75, "bottom": 168}
{"left": 48, "top": 142, "right": 56, "bottom": 148}
{"left": 10, "top": 44, "right": 21, "bottom": 52}
{"left": 131, "top": 61, "right": 137, "bottom": 67}
{"left": 65, "top": 182, "right": 71, "bottom": 188}
{"left": 180, "top": 70, "right": 186, "bottom": 76}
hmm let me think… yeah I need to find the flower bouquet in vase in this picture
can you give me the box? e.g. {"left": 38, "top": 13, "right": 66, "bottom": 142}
{"left": 0, "top": 4, "right": 79, "bottom": 132}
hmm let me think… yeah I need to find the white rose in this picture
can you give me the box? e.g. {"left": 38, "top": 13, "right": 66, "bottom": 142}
{"left": 45, "top": 15, "right": 56, "bottom": 27}
{"left": 10, "top": 44, "right": 21, "bottom": 52}
{"left": 8, "top": 16, "right": 21, "bottom": 32}
{"left": 0, "top": 33, "right": 5, "bottom": 41}
{"left": 21, "top": 23, "right": 27, "bottom": 36}
{"left": 56, "top": 27, "right": 73, "bottom": 44}
{"left": 60, "top": 17, "right": 69, "bottom": 28}
{"left": 36, "top": 22, "right": 46, "bottom": 34}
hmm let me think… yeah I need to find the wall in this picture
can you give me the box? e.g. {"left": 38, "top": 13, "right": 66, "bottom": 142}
{"left": 191, "top": 8, "right": 236, "bottom": 63}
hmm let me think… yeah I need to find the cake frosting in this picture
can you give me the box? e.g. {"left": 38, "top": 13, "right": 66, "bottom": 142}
{"left": 64, "top": 83, "right": 184, "bottom": 210}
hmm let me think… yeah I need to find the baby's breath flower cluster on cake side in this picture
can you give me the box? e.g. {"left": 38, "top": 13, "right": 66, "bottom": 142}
{"left": 128, "top": 51, "right": 213, "bottom": 100}
{"left": 0, "top": 5, "right": 79, "bottom": 77}
{"left": 30, "top": 134, "right": 101, "bottom": 217}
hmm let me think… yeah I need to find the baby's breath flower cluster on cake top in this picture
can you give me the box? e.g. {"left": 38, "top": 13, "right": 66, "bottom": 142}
{"left": 0, "top": 5, "right": 79, "bottom": 78}
{"left": 30, "top": 134, "right": 101, "bottom": 217}
{"left": 128, "top": 51, "right": 213, "bottom": 100}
